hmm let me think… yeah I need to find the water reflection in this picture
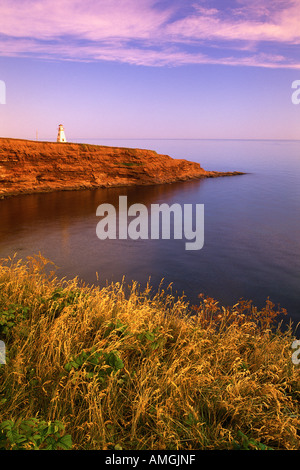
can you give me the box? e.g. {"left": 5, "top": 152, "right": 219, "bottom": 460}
{"left": 0, "top": 179, "right": 208, "bottom": 289}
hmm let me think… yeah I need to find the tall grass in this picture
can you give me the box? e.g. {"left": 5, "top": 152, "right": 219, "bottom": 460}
{"left": 0, "top": 254, "right": 299, "bottom": 450}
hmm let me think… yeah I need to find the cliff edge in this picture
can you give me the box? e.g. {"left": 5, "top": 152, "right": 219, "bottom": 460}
{"left": 0, "top": 138, "right": 244, "bottom": 197}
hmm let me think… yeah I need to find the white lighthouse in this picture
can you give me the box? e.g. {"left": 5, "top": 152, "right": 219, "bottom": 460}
{"left": 57, "top": 124, "right": 67, "bottom": 143}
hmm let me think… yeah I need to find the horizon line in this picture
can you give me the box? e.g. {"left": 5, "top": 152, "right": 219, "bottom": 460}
{"left": 65, "top": 137, "right": 300, "bottom": 143}
{"left": 1, "top": 136, "right": 300, "bottom": 143}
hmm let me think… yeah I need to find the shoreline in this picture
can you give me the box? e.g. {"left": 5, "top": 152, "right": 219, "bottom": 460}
{"left": 0, "top": 170, "right": 245, "bottom": 200}
{"left": 0, "top": 137, "right": 245, "bottom": 199}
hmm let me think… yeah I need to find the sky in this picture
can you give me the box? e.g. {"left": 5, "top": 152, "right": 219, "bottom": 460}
{"left": 0, "top": 0, "right": 300, "bottom": 141}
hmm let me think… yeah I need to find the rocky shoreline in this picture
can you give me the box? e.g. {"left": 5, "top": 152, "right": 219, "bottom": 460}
{"left": 0, "top": 138, "right": 244, "bottom": 198}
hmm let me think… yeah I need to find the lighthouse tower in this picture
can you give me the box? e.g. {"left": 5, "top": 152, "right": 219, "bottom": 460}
{"left": 57, "top": 124, "right": 67, "bottom": 143}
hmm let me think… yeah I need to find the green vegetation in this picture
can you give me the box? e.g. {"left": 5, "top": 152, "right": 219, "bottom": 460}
{"left": 0, "top": 418, "right": 72, "bottom": 450}
{"left": 0, "top": 255, "right": 299, "bottom": 450}
{"left": 79, "top": 143, "right": 99, "bottom": 151}
{"left": 113, "top": 161, "right": 144, "bottom": 167}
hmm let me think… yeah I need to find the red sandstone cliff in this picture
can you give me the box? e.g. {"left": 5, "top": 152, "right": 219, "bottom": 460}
{"left": 0, "top": 138, "right": 243, "bottom": 197}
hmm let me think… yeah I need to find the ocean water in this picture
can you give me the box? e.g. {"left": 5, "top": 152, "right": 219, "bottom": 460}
{"left": 0, "top": 139, "right": 299, "bottom": 325}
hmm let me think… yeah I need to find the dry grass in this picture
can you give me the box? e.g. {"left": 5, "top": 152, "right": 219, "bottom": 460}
{"left": 0, "top": 254, "right": 299, "bottom": 450}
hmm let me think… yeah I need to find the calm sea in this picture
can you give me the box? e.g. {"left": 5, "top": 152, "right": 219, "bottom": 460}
{"left": 0, "top": 139, "right": 299, "bottom": 326}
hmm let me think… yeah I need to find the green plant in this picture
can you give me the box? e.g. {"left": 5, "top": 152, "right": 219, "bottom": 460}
{"left": 113, "top": 162, "right": 143, "bottom": 167}
{"left": 64, "top": 347, "right": 124, "bottom": 383}
{"left": 39, "top": 287, "right": 82, "bottom": 318}
{"left": 0, "top": 302, "right": 30, "bottom": 336}
{"left": 0, "top": 418, "right": 72, "bottom": 450}
{"left": 232, "top": 431, "right": 273, "bottom": 450}
{"left": 103, "top": 319, "right": 129, "bottom": 338}
{"left": 137, "top": 327, "right": 165, "bottom": 351}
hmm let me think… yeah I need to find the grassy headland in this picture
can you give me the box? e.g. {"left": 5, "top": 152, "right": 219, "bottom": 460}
{"left": 0, "top": 138, "right": 244, "bottom": 198}
{"left": 0, "top": 255, "right": 299, "bottom": 450}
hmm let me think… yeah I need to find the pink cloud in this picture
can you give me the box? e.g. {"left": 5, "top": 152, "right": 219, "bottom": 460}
{"left": 0, "top": 0, "right": 299, "bottom": 68}
{"left": 166, "top": 0, "right": 300, "bottom": 44}
{"left": 0, "top": 0, "right": 170, "bottom": 40}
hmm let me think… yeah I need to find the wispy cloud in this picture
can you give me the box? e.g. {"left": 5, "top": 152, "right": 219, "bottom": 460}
{"left": 168, "top": 0, "right": 300, "bottom": 44}
{"left": 0, "top": 0, "right": 299, "bottom": 68}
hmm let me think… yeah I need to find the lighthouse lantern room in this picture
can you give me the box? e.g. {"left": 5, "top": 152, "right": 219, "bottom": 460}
{"left": 57, "top": 124, "right": 67, "bottom": 143}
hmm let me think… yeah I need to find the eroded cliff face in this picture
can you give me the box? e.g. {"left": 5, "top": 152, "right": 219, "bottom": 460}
{"left": 0, "top": 138, "right": 242, "bottom": 197}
